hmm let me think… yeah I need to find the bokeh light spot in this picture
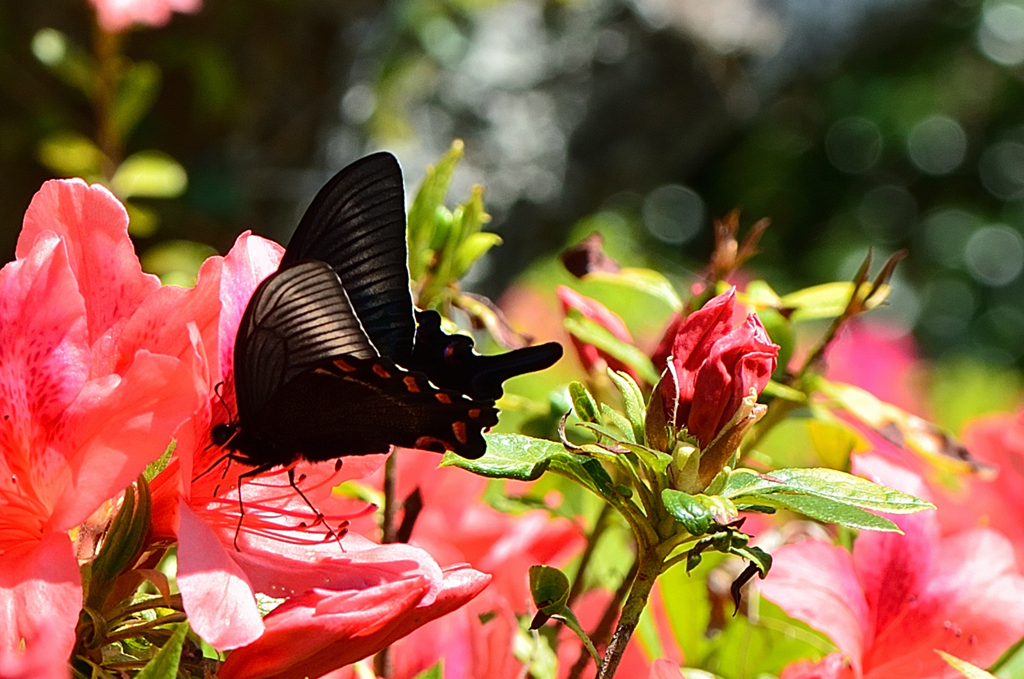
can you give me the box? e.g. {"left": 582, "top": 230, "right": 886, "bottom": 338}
{"left": 642, "top": 185, "right": 705, "bottom": 245}
{"left": 978, "top": 1, "right": 1024, "bottom": 66}
{"left": 825, "top": 117, "right": 883, "bottom": 174}
{"left": 964, "top": 224, "right": 1024, "bottom": 285}
{"left": 978, "top": 140, "right": 1024, "bottom": 199}
{"left": 906, "top": 115, "right": 967, "bottom": 174}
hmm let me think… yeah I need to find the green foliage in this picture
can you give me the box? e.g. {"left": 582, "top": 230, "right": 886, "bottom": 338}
{"left": 444, "top": 433, "right": 617, "bottom": 500}
{"left": 111, "top": 151, "right": 188, "bottom": 199}
{"left": 135, "top": 624, "right": 188, "bottom": 679}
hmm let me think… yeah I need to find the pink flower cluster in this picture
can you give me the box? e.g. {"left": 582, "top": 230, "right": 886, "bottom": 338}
{"left": 0, "top": 179, "right": 511, "bottom": 679}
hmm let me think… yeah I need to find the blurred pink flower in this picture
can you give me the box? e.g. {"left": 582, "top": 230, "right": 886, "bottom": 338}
{"left": 648, "top": 658, "right": 685, "bottom": 679}
{"left": 933, "top": 410, "right": 1024, "bottom": 565}
{"left": 332, "top": 451, "right": 584, "bottom": 679}
{"left": 0, "top": 179, "right": 201, "bottom": 676}
{"left": 557, "top": 285, "right": 638, "bottom": 379}
{"left": 761, "top": 454, "right": 1024, "bottom": 679}
{"left": 824, "top": 321, "right": 926, "bottom": 415}
{"left": 88, "top": 0, "right": 201, "bottom": 32}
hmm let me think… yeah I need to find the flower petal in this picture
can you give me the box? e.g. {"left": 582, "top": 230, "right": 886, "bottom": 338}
{"left": 759, "top": 541, "right": 869, "bottom": 674}
{"left": 0, "top": 531, "right": 81, "bottom": 673}
{"left": 49, "top": 351, "right": 200, "bottom": 531}
{"left": 177, "top": 501, "right": 265, "bottom": 649}
{"left": 19, "top": 179, "right": 160, "bottom": 352}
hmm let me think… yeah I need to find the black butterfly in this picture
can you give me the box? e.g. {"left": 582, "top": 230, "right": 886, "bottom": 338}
{"left": 212, "top": 151, "right": 561, "bottom": 484}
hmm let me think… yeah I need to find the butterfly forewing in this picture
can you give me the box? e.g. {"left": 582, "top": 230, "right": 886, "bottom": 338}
{"left": 280, "top": 152, "right": 415, "bottom": 363}
{"left": 235, "top": 261, "right": 376, "bottom": 421}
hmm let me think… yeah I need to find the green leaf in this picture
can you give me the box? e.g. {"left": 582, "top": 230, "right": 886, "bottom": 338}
{"left": 937, "top": 651, "right": 998, "bottom": 679}
{"left": 599, "top": 404, "right": 636, "bottom": 443}
{"left": 620, "top": 442, "right": 674, "bottom": 474}
{"left": 529, "top": 564, "right": 570, "bottom": 617}
{"left": 738, "top": 493, "right": 901, "bottom": 532}
{"left": 408, "top": 141, "right": 463, "bottom": 279}
{"left": 583, "top": 268, "right": 684, "bottom": 312}
{"left": 741, "top": 279, "right": 784, "bottom": 309}
{"left": 724, "top": 467, "right": 933, "bottom": 514}
{"left": 444, "top": 433, "right": 616, "bottom": 501}
{"left": 568, "top": 381, "right": 601, "bottom": 423}
{"left": 806, "top": 419, "right": 869, "bottom": 469}
{"left": 735, "top": 544, "right": 772, "bottom": 576}
{"left": 453, "top": 231, "right": 502, "bottom": 280}
{"left": 780, "top": 282, "right": 889, "bottom": 321}
{"left": 135, "top": 623, "right": 188, "bottom": 679}
{"left": 37, "top": 132, "right": 103, "bottom": 177}
{"left": 411, "top": 662, "right": 444, "bottom": 679}
{"left": 662, "top": 489, "right": 715, "bottom": 535}
{"left": 563, "top": 312, "right": 659, "bottom": 385}
{"left": 111, "top": 151, "right": 188, "bottom": 199}
{"left": 607, "top": 369, "right": 647, "bottom": 444}
{"left": 143, "top": 440, "right": 176, "bottom": 483}
{"left": 112, "top": 61, "right": 161, "bottom": 139}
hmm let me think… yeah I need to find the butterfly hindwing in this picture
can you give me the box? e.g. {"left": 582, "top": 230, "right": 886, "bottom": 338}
{"left": 280, "top": 152, "right": 415, "bottom": 364}
{"left": 410, "top": 310, "right": 564, "bottom": 400}
{"left": 245, "top": 355, "right": 497, "bottom": 462}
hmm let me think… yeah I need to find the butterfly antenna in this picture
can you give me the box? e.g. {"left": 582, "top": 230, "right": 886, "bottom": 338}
{"left": 213, "top": 381, "right": 235, "bottom": 421}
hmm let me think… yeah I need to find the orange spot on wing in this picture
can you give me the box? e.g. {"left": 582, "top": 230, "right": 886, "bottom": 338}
{"left": 404, "top": 376, "right": 421, "bottom": 393}
{"left": 452, "top": 421, "right": 468, "bottom": 445}
{"left": 415, "top": 436, "right": 450, "bottom": 454}
{"left": 332, "top": 359, "right": 357, "bottom": 372}
{"left": 435, "top": 393, "right": 452, "bottom": 405}
{"left": 373, "top": 363, "right": 392, "bottom": 379}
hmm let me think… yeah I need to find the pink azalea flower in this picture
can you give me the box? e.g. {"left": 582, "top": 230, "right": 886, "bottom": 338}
{"left": 217, "top": 543, "right": 490, "bottom": 679}
{"left": 760, "top": 454, "right": 1024, "bottom": 679}
{"left": 88, "top": 0, "right": 201, "bottom": 32}
{"left": 933, "top": 410, "right": 1024, "bottom": 565}
{"left": 0, "top": 179, "right": 201, "bottom": 675}
{"left": 557, "top": 285, "right": 639, "bottom": 380}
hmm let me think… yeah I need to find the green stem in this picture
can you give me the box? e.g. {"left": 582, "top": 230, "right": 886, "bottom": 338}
{"left": 566, "top": 503, "right": 612, "bottom": 608}
{"left": 374, "top": 452, "right": 399, "bottom": 677}
{"left": 594, "top": 545, "right": 665, "bottom": 679}
{"left": 92, "top": 24, "right": 123, "bottom": 179}
{"left": 566, "top": 557, "right": 639, "bottom": 679}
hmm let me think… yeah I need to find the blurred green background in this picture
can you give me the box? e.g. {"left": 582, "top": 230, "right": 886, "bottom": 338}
{"left": 3, "top": 0, "right": 1024, "bottom": 373}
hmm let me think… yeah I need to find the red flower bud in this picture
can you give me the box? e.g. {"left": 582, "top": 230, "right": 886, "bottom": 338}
{"left": 655, "top": 288, "right": 778, "bottom": 450}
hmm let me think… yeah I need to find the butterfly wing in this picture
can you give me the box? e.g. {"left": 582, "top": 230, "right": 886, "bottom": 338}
{"left": 410, "top": 310, "right": 564, "bottom": 400}
{"left": 234, "top": 261, "right": 376, "bottom": 425}
{"left": 252, "top": 356, "right": 498, "bottom": 461}
{"left": 280, "top": 152, "right": 415, "bottom": 364}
